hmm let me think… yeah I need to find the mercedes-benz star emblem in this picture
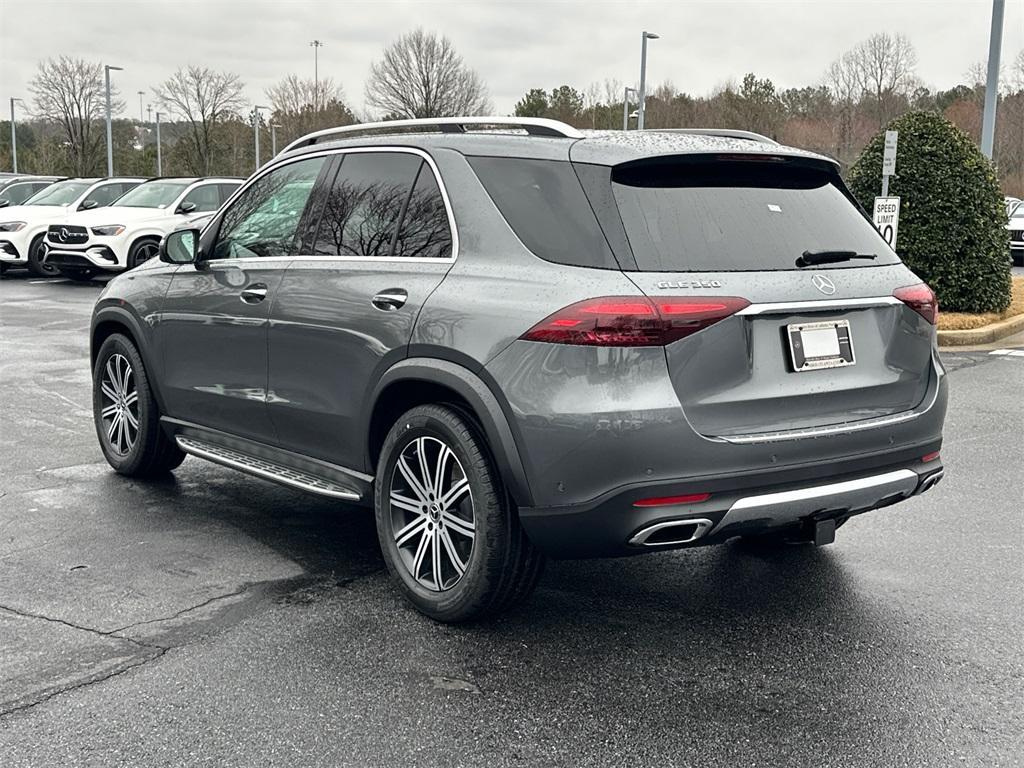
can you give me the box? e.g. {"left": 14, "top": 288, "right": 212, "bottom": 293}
{"left": 811, "top": 274, "right": 837, "bottom": 295}
{"left": 58, "top": 227, "right": 69, "bottom": 242}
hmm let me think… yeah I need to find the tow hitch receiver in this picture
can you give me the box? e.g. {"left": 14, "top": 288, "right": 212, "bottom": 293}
{"left": 812, "top": 519, "right": 836, "bottom": 546}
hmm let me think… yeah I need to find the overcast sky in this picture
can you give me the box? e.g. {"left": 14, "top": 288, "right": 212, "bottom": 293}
{"left": 1, "top": 0, "right": 1022, "bottom": 120}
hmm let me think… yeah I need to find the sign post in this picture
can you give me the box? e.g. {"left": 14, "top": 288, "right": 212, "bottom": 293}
{"left": 874, "top": 130, "right": 900, "bottom": 250}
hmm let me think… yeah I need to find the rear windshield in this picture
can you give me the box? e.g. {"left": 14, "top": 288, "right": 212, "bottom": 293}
{"left": 611, "top": 159, "right": 900, "bottom": 271}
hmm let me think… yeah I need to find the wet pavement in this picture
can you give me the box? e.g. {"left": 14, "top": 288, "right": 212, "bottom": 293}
{"left": 1, "top": 271, "right": 1022, "bottom": 766}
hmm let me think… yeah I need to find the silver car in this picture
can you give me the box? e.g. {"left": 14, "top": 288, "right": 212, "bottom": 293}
{"left": 89, "top": 117, "right": 947, "bottom": 622}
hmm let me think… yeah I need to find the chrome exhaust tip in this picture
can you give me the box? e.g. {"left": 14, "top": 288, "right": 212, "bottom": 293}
{"left": 628, "top": 518, "right": 714, "bottom": 547}
{"left": 915, "top": 470, "right": 944, "bottom": 495}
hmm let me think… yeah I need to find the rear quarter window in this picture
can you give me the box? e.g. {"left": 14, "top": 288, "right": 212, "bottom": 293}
{"left": 611, "top": 158, "right": 900, "bottom": 272}
{"left": 467, "top": 156, "right": 618, "bottom": 269}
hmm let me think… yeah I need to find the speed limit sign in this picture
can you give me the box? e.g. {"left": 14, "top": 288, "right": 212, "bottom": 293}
{"left": 873, "top": 196, "right": 901, "bottom": 250}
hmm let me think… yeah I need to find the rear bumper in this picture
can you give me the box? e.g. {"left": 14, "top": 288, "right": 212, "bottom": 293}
{"left": 519, "top": 450, "right": 944, "bottom": 558}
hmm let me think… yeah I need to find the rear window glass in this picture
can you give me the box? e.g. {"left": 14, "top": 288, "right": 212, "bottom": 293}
{"left": 468, "top": 157, "right": 618, "bottom": 269}
{"left": 611, "top": 159, "right": 900, "bottom": 271}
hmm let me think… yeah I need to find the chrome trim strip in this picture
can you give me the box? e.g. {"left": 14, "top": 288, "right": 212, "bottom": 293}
{"left": 736, "top": 296, "right": 901, "bottom": 315}
{"left": 176, "top": 436, "right": 361, "bottom": 501}
{"left": 282, "top": 116, "right": 584, "bottom": 153}
{"left": 713, "top": 410, "right": 920, "bottom": 444}
{"left": 711, "top": 469, "right": 919, "bottom": 534}
{"left": 628, "top": 518, "right": 714, "bottom": 547}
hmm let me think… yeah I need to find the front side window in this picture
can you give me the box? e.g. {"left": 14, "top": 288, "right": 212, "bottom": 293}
{"left": 23, "top": 181, "right": 90, "bottom": 206}
{"left": 212, "top": 157, "right": 326, "bottom": 260}
{"left": 83, "top": 182, "right": 138, "bottom": 209}
{"left": 313, "top": 152, "right": 421, "bottom": 257}
{"left": 1, "top": 182, "right": 47, "bottom": 206}
{"left": 113, "top": 181, "right": 190, "bottom": 209}
{"left": 392, "top": 164, "right": 453, "bottom": 259}
{"left": 180, "top": 184, "right": 221, "bottom": 213}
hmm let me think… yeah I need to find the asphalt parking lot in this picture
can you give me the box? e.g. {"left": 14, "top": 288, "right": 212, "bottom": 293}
{"left": 1, "top": 271, "right": 1022, "bottom": 767}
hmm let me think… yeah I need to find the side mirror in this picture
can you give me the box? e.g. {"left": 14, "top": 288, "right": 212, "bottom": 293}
{"left": 0, "top": 199, "right": 9, "bottom": 209}
{"left": 160, "top": 228, "right": 201, "bottom": 264}
{"left": 79, "top": 199, "right": 99, "bottom": 210}
{"left": 177, "top": 201, "right": 197, "bottom": 214}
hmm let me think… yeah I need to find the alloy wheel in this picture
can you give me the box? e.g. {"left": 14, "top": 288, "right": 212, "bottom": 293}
{"left": 99, "top": 353, "right": 139, "bottom": 456}
{"left": 389, "top": 436, "right": 476, "bottom": 592}
{"left": 132, "top": 242, "right": 159, "bottom": 268}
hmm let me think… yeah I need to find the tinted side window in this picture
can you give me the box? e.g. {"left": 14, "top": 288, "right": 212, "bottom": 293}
{"left": 392, "top": 164, "right": 452, "bottom": 259}
{"left": 212, "top": 156, "right": 326, "bottom": 260}
{"left": 218, "top": 183, "right": 241, "bottom": 204}
{"left": 82, "top": 183, "right": 128, "bottom": 208}
{"left": 3, "top": 182, "right": 45, "bottom": 205}
{"left": 467, "top": 157, "right": 618, "bottom": 269}
{"left": 181, "top": 184, "right": 221, "bottom": 213}
{"left": 313, "top": 152, "right": 420, "bottom": 257}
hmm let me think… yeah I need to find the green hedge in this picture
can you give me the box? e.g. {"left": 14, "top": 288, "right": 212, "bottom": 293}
{"left": 847, "top": 111, "right": 1011, "bottom": 313}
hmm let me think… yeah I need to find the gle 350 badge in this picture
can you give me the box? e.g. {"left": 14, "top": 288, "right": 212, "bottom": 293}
{"left": 656, "top": 279, "right": 723, "bottom": 289}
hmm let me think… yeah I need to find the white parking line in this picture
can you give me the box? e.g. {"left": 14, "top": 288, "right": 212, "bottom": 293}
{"left": 989, "top": 349, "right": 1024, "bottom": 357}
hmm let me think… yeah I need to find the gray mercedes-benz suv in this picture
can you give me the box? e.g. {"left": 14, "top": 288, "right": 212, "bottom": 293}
{"left": 90, "top": 117, "right": 946, "bottom": 622}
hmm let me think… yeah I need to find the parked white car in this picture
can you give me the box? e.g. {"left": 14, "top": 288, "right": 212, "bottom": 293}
{"left": 44, "top": 177, "right": 242, "bottom": 280}
{"left": 0, "top": 178, "right": 144, "bottom": 276}
{"left": 1006, "top": 197, "right": 1020, "bottom": 218}
{"left": 1008, "top": 203, "right": 1024, "bottom": 266}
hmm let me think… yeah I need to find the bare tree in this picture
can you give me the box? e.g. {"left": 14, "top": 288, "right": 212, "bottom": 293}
{"left": 28, "top": 57, "right": 120, "bottom": 175}
{"left": 154, "top": 66, "right": 245, "bottom": 174}
{"left": 365, "top": 28, "right": 491, "bottom": 119}
{"left": 852, "top": 32, "right": 918, "bottom": 128}
{"left": 824, "top": 50, "right": 861, "bottom": 157}
{"left": 266, "top": 74, "right": 357, "bottom": 146}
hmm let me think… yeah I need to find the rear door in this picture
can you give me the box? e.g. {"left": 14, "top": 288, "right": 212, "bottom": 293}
{"left": 156, "top": 155, "right": 330, "bottom": 443}
{"left": 267, "top": 149, "right": 455, "bottom": 469}
{"left": 601, "top": 155, "right": 934, "bottom": 439}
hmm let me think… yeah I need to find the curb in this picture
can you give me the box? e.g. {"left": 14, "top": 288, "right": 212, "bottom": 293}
{"left": 937, "top": 312, "right": 1024, "bottom": 347}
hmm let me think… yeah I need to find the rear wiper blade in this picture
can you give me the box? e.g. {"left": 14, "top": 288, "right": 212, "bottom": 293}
{"left": 796, "top": 250, "right": 877, "bottom": 268}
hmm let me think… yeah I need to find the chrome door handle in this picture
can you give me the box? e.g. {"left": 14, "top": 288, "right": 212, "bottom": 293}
{"left": 372, "top": 289, "right": 408, "bottom": 311}
{"left": 240, "top": 283, "right": 269, "bottom": 304}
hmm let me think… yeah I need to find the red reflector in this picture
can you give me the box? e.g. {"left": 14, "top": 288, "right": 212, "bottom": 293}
{"left": 922, "top": 451, "right": 940, "bottom": 463}
{"left": 522, "top": 296, "right": 750, "bottom": 347}
{"left": 633, "top": 493, "right": 711, "bottom": 508}
{"left": 894, "top": 283, "right": 938, "bottom": 325}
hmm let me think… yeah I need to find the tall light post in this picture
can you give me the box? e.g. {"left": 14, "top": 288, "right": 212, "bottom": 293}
{"left": 252, "top": 105, "right": 270, "bottom": 171}
{"left": 980, "top": 0, "right": 1006, "bottom": 159}
{"left": 9, "top": 97, "right": 24, "bottom": 173}
{"left": 622, "top": 87, "right": 638, "bottom": 131}
{"left": 310, "top": 40, "right": 324, "bottom": 108}
{"left": 104, "top": 64, "right": 123, "bottom": 176}
{"left": 155, "top": 111, "right": 163, "bottom": 176}
{"left": 637, "top": 31, "right": 659, "bottom": 131}
{"left": 270, "top": 123, "right": 280, "bottom": 157}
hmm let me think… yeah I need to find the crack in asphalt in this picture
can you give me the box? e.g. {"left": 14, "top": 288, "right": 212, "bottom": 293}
{"left": 0, "top": 570, "right": 382, "bottom": 720}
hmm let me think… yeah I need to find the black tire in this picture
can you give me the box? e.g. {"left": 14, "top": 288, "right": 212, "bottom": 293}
{"left": 375, "top": 404, "right": 544, "bottom": 623}
{"left": 58, "top": 267, "right": 96, "bottom": 282}
{"left": 26, "top": 234, "right": 58, "bottom": 277}
{"left": 127, "top": 238, "right": 160, "bottom": 271}
{"left": 93, "top": 333, "right": 185, "bottom": 477}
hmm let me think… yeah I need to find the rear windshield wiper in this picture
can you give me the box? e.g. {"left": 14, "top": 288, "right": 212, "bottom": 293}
{"left": 796, "top": 250, "right": 878, "bottom": 268}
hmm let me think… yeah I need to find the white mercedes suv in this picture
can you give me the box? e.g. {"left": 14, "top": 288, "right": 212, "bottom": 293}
{"left": 0, "top": 177, "right": 144, "bottom": 277}
{"left": 44, "top": 177, "right": 242, "bottom": 280}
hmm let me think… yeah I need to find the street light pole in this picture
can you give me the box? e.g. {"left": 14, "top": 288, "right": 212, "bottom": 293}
{"left": 622, "top": 87, "right": 637, "bottom": 131}
{"left": 637, "top": 31, "right": 659, "bottom": 131}
{"left": 980, "top": 0, "right": 1005, "bottom": 159}
{"left": 9, "top": 98, "right": 23, "bottom": 173}
{"left": 310, "top": 40, "right": 324, "bottom": 108}
{"left": 155, "top": 111, "right": 163, "bottom": 176}
{"left": 252, "top": 105, "right": 270, "bottom": 171}
{"left": 104, "top": 64, "right": 123, "bottom": 176}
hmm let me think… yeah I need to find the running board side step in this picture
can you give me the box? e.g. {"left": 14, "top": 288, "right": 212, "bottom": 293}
{"left": 176, "top": 436, "right": 362, "bottom": 501}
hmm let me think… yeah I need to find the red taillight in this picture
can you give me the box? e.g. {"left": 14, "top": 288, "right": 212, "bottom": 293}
{"left": 522, "top": 296, "right": 750, "bottom": 347}
{"left": 633, "top": 493, "right": 711, "bottom": 508}
{"left": 922, "top": 451, "right": 941, "bottom": 463}
{"left": 894, "top": 283, "right": 938, "bottom": 325}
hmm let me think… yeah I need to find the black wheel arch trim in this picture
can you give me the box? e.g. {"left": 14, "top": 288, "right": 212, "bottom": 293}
{"left": 366, "top": 357, "right": 535, "bottom": 508}
{"left": 90, "top": 304, "right": 168, "bottom": 413}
